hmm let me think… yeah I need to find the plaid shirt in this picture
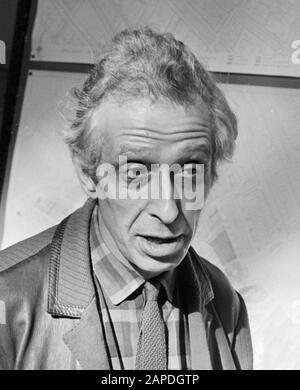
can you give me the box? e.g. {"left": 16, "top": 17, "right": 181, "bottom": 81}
{"left": 89, "top": 204, "right": 191, "bottom": 370}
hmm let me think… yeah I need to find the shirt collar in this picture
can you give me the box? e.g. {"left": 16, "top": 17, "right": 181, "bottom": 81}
{"left": 90, "top": 203, "right": 176, "bottom": 305}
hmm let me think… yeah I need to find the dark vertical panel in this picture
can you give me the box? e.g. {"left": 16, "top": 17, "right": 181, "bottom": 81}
{"left": 0, "top": 0, "right": 37, "bottom": 241}
{"left": 0, "top": 0, "right": 19, "bottom": 67}
{"left": 0, "top": 0, "right": 19, "bottom": 140}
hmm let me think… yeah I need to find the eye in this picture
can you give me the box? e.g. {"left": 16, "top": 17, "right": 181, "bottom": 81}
{"left": 126, "top": 163, "right": 149, "bottom": 182}
{"left": 180, "top": 163, "right": 203, "bottom": 177}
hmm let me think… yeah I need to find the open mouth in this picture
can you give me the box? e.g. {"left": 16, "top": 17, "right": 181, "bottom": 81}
{"left": 138, "top": 234, "right": 184, "bottom": 257}
{"left": 142, "top": 236, "right": 181, "bottom": 244}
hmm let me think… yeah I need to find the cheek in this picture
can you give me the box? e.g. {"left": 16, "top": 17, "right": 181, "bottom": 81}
{"left": 104, "top": 198, "right": 147, "bottom": 231}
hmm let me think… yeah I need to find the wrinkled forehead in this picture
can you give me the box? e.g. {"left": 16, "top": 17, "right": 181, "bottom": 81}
{"left": 90, "top": 98, "right": 213, "bottom": 163}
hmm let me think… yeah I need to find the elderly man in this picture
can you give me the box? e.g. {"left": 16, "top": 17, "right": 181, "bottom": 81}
{"left": 0, "top": 27, "right": 252, "bottom": 370}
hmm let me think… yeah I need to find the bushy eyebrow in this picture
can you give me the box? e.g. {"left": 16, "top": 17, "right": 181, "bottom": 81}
{"left": 112, "top": 142, "right": 211, "bottom": 166}
{"left": 118, "top": 144, "right": 149, "bottom": 156}
{"left": 184, "top": 143, "right": 211, "bottom": 155}
{"left": 111, "top": 145, "right": 150, "bottom": 165}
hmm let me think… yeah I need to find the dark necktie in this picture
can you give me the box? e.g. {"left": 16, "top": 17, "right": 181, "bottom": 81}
{"left": 135, "top": 280, "right": 167, "bottom": 370}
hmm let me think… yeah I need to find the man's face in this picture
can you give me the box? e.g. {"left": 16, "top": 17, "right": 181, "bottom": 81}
{"left": 90, "top": 99, "right": 212, "bottom": 279}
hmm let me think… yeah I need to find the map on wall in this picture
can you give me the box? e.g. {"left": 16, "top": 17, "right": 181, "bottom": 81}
{"left": 194, "top": 83, "right": 300, "bottom": 369}
{"left": 0, "top": 71, "right": 87, "bottom": 249}
{"left": 31, "top": 0, "right": 300, "bottom": 77}
{"left": 1, "top": 70, "right": 300, "bottom": 368}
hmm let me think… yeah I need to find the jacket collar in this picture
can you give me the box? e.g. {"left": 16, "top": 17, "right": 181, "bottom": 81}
{"left": 47, "top": 198, "right": 97, "bottom": 318}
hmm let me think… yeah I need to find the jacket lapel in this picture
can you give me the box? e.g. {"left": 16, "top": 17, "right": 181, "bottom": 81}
{"left": 63, "top": 298, "right": 110, "bottom": 370}
{"left": 188, "top": 308, "right": 236, "bottom": 370}
{"left": 181, "top": 250, "right": 236, "bottom": 370}
{"left": 47, "top": 198, "right": 110, "bottom": 369}
{"left": 209, "top": 302, "right": 237, "bottom": 370}
{"left": 47, "top": 198, "right": 96, "bottom": 318}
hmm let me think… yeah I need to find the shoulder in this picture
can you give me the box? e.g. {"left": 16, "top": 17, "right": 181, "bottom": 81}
{"left": 0, "top": 226, "right": 59, "bottom": 369}
{"left": 0, "top": 225, "right": 58, "bottom": 304}
{"left": 0, "top": 225, "right": 57, "bottom": 273}
{"left": 0, "top": 244, "right": 51, "bottom": 306}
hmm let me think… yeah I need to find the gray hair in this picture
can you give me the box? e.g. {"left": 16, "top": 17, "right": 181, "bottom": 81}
{"left": 62, "top": 26, "right": 237, "bottom": 184}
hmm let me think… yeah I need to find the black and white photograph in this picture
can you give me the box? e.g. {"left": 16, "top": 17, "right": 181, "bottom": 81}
{"left": 0, "top": 0, "right": 300, "bottom": 373}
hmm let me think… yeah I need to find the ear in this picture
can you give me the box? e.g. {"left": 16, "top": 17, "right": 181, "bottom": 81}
{"left": 72, "top": 157, "right": 98, "bottom": 199}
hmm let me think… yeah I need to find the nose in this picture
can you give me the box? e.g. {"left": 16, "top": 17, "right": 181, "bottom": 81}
{"left": 146, "top": 165, "right": 180, "bottom": 225}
